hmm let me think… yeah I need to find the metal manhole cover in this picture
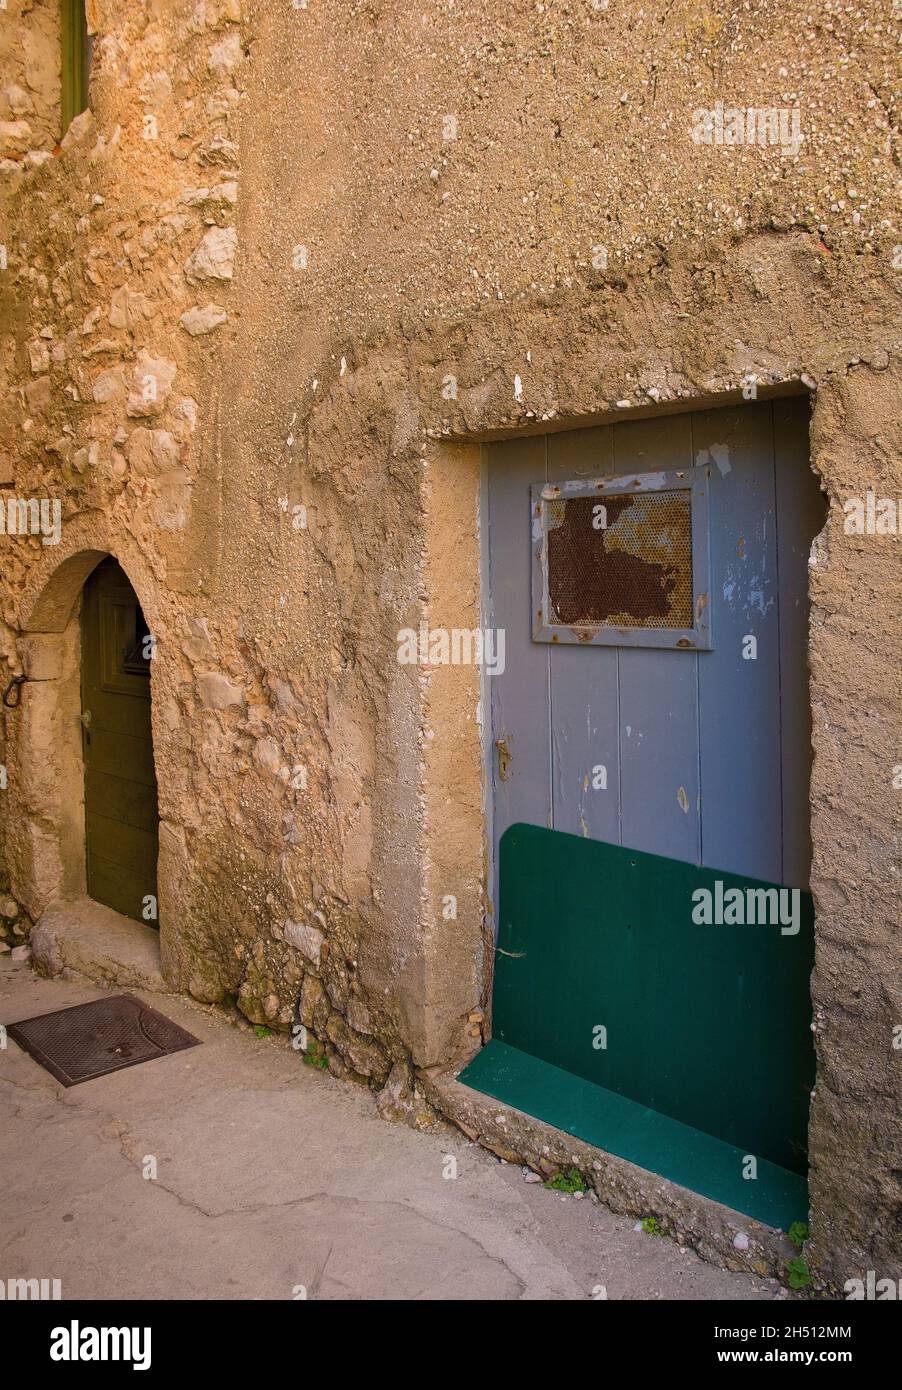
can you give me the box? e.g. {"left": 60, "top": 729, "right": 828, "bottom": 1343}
{"left": 5, "top": 993, "right": 200, "bottom": 1087}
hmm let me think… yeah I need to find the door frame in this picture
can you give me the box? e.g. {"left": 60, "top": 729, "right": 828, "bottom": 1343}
{"left": 412, "top": 381, "right": 820, "bottom": 1070}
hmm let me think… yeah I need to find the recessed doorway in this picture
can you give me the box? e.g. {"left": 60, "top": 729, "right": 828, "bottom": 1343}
{"left": 80, "top": 558, "right": 159, "bottom": 924}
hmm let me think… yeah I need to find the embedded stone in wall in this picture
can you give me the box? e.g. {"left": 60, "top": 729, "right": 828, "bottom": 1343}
{"left": 325, "top": 1012, "right": 389, "bottom": 1082}
{"left": 0, "top": 120, "right": 32, "bottom": 156}
{"left": 27, "top": 340, "right": 50, "bottom": 373}
{"left": 92, "top": 366, "right": 127, "bottom": 405}
{"left": 347, "top": 997, "right": 374, "bottom": 1037}
{"left": 208, "top": 33, "right": 242, "bottom": 77}
{"left": 200, "top": 136, "right": 238, "bottom": 165}
{"left": 83, "top": 337, "right": 118, "bottom": 357}
{"left": 126, "top": 352, "right": 177, "bottom": 418}
{"left": 270, "top": 678, "right": 299, "bottom": 713}
{"left": 187, "top": 970, "right": 228, "bottom": 1005}
{"left": 61, "top": 110, "right": 93, "bottom": 149}
{"left": 0, "top": 885, "right": 31, "bottom": 950}
{"left": 138, "top": 70, "right": 172, "bottom": 109}
{"left": 125, "top": 427, "right": 179, "bottom": 477}
{"left": 376, "top": 1061, "right": 439, "bottom": 1130}
{"left": 326, "top": 962, "right": 348, "bottom": 1012}
{"left": 24, "top": 376, "right": 51, "bottom": 411}
{"left": 188, "top": 0, "right": 243, "bottom": 34}
{"left": 299, "top": 973, "right": 330, "bottom": 1032}
{"left": 252, "top": 738, "right": 282, "bottom": 774}
{"left": 196, "top": 672, "right": 245, "bottom": 709}
{"left": 171, "top": 397, "right": 198, "bottom": 436}
{"left": 3, "top": 85, "right": 32, "bottom": 118}
{"left": 70, "top": 441, "right": 100, "bottom": 474}
{"left": 284, "top": 920, "right": 324, "bottom": 968}
{"left": 109, "top": 286, "right": 152, "bottom": 331}
{"left": 179, "top": 183, "right": 238, "bottom": 207}
{"left": 184, "top": 226, "right": 237, "bottom": 283}
{"left": 153, "top": 470, "right": 192, "bottom": 532}
{"left": 237, "top": 977, "right": 268, "bottom": 1025}
{"left": 181, "top": 617, "right": 215, "bottom": 662}
{"left": 281, "top": 813, "right": 302, "bottom": 847}
{"left": 180, "top": 303, "right": 228, "bottom": 336}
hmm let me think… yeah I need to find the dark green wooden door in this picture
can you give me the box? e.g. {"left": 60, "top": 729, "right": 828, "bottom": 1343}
{"left": 81, "top": 559, "right": 159, "bottom": 924}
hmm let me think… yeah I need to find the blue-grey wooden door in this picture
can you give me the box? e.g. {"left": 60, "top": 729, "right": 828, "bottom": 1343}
{"left": 485, "top": 398, "right": 825, "bottom": 925}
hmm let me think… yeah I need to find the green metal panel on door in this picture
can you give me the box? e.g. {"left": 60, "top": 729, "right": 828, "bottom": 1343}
{"left": 81, "top": 559, "right": 158, "bottom": 923}
{"left": 461, "top": 823, "right": 814, "bottom": 1228}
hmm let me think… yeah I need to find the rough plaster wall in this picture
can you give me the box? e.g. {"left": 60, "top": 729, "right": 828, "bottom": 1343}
{"left": 215, "top": 0, "right": 902, "bottom": 1285}
{"left": 0, "top": 0, "right": 899, "bottom": 1288}
{"left": 807, "top": 372, "right": 902, "bottom": 1285}
{"left": 420, "top": 442, "right": 485, "bottom": 1061}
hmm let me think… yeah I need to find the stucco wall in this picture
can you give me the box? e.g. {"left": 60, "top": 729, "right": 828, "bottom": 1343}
{"left": 0, "top": 0, "right": 899, "bottom": 1289}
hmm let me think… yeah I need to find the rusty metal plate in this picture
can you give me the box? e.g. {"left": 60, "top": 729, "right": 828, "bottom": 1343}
{"left": 6, "top": 993, "right": 200, "bottom": 1087}
{"left": 546, "top": 490, "right": 693, "bottom": 629}
{"left": 531, "top": 468, "right": 712, "bottom": 650}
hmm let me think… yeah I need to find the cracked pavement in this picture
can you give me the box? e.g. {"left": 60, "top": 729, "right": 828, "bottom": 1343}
{"left": 0, "top": 960, "right": 784, "bottom": 1301}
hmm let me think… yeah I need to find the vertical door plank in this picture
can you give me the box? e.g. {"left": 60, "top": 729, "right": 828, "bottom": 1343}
{"left": 612, "top": 414, "right": 701, "bottom": 863}
{"left": 546, "top": 427, "right": 621, "bottom": 843}
{"left": 487, "top": 436, "right": 552, "bottom": 887}
{"left": 774, "top": 396, "right": 823, "bottom": 889}
{"left": 695, "top": 402, "right": 782, "bottom": 880}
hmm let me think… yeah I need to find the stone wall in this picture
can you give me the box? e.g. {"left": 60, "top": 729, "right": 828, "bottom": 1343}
{"left": 0, "top": 0, "right": 899, "bottom": 1290}
{"left": 0, "top": 867, "right": 32, "bottom": 958}
{"left": 0, "top": 0, "right": 60, "bottom": 159}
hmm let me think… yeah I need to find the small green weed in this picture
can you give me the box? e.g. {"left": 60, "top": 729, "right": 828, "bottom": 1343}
{"left": 302, "top": 1045, "right": 329, "bottom": 1070}
{"left": 543, "top": 1167, "right": 587, "bottom": 1193}
{"left": 787, "top": 1222, "right": 809, "bottom": 1249}
{"left": 786, "top": 1256, "right": 812, "bottom": 1290}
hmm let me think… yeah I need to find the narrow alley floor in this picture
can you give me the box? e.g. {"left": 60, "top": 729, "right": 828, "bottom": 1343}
{"left": 0, "top": 958, "right": 786, "bottom": 1302}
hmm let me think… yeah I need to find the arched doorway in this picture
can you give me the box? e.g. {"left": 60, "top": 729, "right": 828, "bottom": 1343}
{"left": 80, "top": 558, "right": 159, "bottom": 924}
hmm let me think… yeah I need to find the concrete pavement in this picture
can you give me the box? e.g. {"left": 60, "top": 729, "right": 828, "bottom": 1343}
{"left": 0, "top": 958, "right": 786, "bottom": 1301}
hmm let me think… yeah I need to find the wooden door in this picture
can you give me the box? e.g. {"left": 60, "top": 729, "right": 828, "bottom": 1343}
{"left": 486, "top": 397, "right": 826, "bottom": 902}
{"left": 476, "top": 398, "right": 824, "bottom": 1217}
{"left": 81, "top": 558, "right": 159, "bottom": 923}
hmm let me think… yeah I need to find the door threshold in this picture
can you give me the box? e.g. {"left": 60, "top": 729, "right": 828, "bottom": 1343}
{"left": 459, "top": 1039, "right": 807, "bottom": 1230}
{"left": 29, "top": 897, "right": 169, "bottom": 996}
{"left": 420, "top": 1064, "right": 802, "bottom": 1281}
